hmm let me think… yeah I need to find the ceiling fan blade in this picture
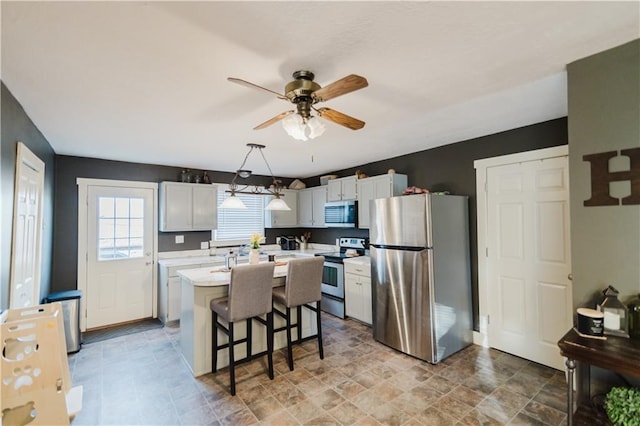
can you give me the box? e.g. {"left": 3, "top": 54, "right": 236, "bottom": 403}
{"left": 312, "top": 74, "right": 368, "bottom": 102}
{"left": 254, "top": 110, "right": 295, "bottom": 130}
{"left": 228, "top": 77, "right": 287, "bottom": 100}
{"left": 317, "top": 107, "right": 365, "bottom": 130}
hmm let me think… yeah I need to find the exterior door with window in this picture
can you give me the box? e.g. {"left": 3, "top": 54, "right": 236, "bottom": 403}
{"left": 86, "top": 185, "right": 154, "bottom": 329}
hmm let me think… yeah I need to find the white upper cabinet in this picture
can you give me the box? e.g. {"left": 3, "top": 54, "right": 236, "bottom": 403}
{"left": 264, "top": 189, "right": 298, "bottom": 228}
{"left": 298, "top": 186, "right": 327, "bottom": 228}
{"left": 327, "top": 176, "right": 357, "bottom": 201}
{"left": 357, "top": 173, "right": 407, "bottom": 229}
{"left": 159, "top": 182, "right": 217, "bottom": 231}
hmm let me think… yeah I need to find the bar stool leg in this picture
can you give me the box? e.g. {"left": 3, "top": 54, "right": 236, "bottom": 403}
{"left": 566, "top": 358, "right": 575, "bottom": 426}
{"left": 267, "top": 312, "right": 274, "bottom": 379}
{"left": 296, "top": 305, "right": 303, "bottom": 343}
{"left": 316, "top": 300, "right": 324, "bottom": 360}
{"left": 246, "top": 318, "right": 252, "bottom": 361}
{"left": 212, "top": 311, "right": 218, "bottom": 373}
{"left": 228, "top": 322, "right": 236, "bottom": 396}
{"left": 285, "top": 306, "right": 294, "bottom": 371}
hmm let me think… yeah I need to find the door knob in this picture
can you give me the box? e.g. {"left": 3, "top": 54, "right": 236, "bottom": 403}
{"left": 568, "top": 273, "right": 573, "bottom": 281}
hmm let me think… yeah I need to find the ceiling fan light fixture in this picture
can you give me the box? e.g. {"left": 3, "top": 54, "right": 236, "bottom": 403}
{"left": 306, "top": 116, "right": 326, "bottom": 139}
{"left": 282, "top": 113, "right": 308, "bottom": 141}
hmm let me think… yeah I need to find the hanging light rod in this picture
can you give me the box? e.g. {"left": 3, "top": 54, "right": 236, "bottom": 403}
{"left": 220, "top": 143, "right": 291, "bottom": 210}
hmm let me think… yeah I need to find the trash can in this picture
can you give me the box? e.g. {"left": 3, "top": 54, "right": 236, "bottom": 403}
{"left": 44, "top": 290, "right": 82, "bottom": 353}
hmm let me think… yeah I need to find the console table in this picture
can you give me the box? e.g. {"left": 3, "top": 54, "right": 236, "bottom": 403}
{"left": 557, "top": 328, "right": 640, "bottom": 425}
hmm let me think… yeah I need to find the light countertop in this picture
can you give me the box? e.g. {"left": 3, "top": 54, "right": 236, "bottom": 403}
{"left": 343, "top": 256, "right": 371, "bottom": 266}
{"left": 178, "top": 262, "right": 290, "bottom": 287}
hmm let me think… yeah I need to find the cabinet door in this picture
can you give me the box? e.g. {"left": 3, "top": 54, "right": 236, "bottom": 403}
{"left": 312, "top": 186, "right": 327, "bottom": 227}
{"left": 360, "top": 276, "right": 373, "bottom": 325}
{"left": 167, "top": 276, "right": 182, "bottom": 322}
{"left": 298, "top": 189, "right": 313, "bottom": 227}
{"left": 265, "top": 190, "right": 298, "bottom": 227}
{"left": 327, "top": 180, "right": 342, "bottom": 202}
{"left": 357, "top": 179, "right": 375, "bottom": 229}
{"left": 162, "top": 183, "right": 192, "bottom": 231}
{"left": 342, "top": 177, "right": 357, "bottom": 200}
{"left": 344, "top": 273, "right": 360, "bottom": 319}
{"left": 192, "top": 185, "right": 217, "bottom": 230}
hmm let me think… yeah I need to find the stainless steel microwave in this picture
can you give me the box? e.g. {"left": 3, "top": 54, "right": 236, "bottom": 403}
{"left": 324, "top": 200, "right": 357, "bottom": 228}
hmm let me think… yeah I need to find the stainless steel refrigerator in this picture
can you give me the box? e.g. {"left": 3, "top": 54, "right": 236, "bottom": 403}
{"left": 370, "top": 193, "right": 472, "bottom": 364}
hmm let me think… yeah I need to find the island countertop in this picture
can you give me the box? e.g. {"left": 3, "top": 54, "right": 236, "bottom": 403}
{"left": 177, "top": 262, "right": 291, "bottom": 287}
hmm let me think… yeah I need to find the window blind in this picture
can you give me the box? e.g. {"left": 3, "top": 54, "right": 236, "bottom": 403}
{"left": 214, "top": 184, "right": 264, "bottom": 241}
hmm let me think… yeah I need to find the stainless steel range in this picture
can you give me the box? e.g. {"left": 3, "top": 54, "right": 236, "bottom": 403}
{"left": 315, "top": 237, "right": 368, "bottom": 318}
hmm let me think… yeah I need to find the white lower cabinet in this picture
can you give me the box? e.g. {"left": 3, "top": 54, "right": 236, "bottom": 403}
{"left": 344, "top": 259, "right": 372, "bottom": 325}
{"left": 158, "top": 259, "right": 223, "bottom": 323}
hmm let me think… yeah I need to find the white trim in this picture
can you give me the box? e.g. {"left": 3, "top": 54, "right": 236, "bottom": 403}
{"left": 77, "top": 178, "right": 158, "bottom": 331}
{"left": 474, "top": 145, "right": 568, "bottom": 347}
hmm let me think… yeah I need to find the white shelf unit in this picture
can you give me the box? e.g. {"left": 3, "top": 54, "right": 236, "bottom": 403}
{"left": 344, "top": 259, "right": 372, "bottom": 325}
{"left": 327, "top": 176, "right": 357, "bottom": 201}
{"left": 357, "top": 173, "right": 407, "bottom": 229}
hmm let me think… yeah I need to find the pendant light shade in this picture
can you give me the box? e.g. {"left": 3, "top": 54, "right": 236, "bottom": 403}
{"left": 219, "top": 194, "right": 247, "bottom": 209}
{"left": 265, "top": 196, "right": 291, "bottom": 211}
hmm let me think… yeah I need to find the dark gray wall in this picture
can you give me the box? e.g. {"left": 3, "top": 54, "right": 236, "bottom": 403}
{"left": 1, "top": 82, "right": 56, "bottom": 309}
{"left": 52, "top": 155, "right": 286, "bottom": 291}
{"left": 302, "top": 118, "right": 568, "bottom": 330}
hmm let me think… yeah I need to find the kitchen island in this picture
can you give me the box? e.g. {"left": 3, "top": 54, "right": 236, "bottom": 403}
{"left": 178, "top": 259, "right": 319, "bottom": 377}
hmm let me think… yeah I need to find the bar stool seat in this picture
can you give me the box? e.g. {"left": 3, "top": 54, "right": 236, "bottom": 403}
{"left": 210, "top": 262, "right": 275, "bottom": 395}
{"left": 272, "top": 256, "right": 324, "bottom": 371}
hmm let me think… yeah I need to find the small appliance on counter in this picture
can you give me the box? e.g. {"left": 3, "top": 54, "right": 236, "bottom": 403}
{"left": 279, "top": 236, "right": 297, "bottom": 250}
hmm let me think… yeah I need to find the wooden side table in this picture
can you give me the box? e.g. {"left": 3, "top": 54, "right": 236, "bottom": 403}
{"left": 558, "top": 328, "right": 640, "bottom": 425}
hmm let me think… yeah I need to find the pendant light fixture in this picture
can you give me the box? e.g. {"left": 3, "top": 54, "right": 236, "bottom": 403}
{"left": 219, "top": 143, "right": 291, "bottom": 211}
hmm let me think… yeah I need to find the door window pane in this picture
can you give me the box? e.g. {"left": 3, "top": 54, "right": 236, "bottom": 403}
{"left": 97, "top": 196, "right": 145, "bottom": 260}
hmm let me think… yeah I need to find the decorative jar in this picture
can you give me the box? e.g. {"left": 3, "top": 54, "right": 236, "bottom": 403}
{"left": 627, "top": 293, "right": 640, "bottom": 339}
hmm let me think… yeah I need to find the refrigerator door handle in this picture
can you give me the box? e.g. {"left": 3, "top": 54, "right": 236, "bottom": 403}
{"left": 370, "top": 244, "right": 430, "bottom": 251}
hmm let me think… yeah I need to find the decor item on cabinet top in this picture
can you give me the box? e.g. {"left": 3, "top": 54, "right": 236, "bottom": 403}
{"left": 402, "top": 186, "right": 429, "bottom": 195}
{"left": 289, "top": 179, "right": 305, "bottom": 190}
{"left": 355, "top": 170, "right": 367, "bottom": 179}
{"left": 598, "top": 285, "right": 630, "bottom": 338}
{"left": 219, "top": 143, "right": 291, "bottom": 211}
{"left": 228, "top": 70, "right": 368, "bottom": 141}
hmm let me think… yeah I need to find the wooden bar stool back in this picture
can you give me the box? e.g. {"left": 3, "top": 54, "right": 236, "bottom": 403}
{"left": 210, "top": 262, "right": 275, "bottom": 395}
{"left": 272, "top": 256, "right": 324, "bottom": 371}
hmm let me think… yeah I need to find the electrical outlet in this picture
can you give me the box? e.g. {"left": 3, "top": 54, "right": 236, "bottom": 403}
{"left": 276, "top": 237, "right": 281, "bottom": 245}
{"left": 200, "top": 241, "right": 209, "bottom": 249}
{"left": 175, "top": 235, "right": 184, "bottom": 244}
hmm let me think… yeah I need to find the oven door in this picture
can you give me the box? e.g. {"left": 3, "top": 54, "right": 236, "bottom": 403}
{"left": 321, "top": 261, "right": 344, "bottom": 299}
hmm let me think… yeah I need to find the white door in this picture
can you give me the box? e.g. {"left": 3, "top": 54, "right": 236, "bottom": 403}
{"left": 10, "top": 143, "right": 45, "bottom": 308}
{"left": 85, "top": 185, "right": 155, "bottom": 329}
{"left": 485, "top": 154, "right": 571, "bottom": 370}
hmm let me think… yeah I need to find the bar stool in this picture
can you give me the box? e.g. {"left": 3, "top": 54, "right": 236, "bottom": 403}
{"left": 272, "top": 256, "right": 324, "bottom": 371}
{"left": 210, "top": 262, "right": 275, "bottom": 396}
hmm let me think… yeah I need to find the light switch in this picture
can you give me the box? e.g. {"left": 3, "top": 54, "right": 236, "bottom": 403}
{"left": 175, "top": 235, "right": 184, "bottom": 244}
{"left": 200, "top": 241, "right": 209, "bottom": 249}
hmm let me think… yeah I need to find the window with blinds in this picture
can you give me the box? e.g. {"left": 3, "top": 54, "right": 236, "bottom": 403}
{"left": 213, "top": 184, "right": 264, "bottom": 242}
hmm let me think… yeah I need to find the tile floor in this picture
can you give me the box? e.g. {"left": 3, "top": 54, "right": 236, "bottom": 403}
{"left": 69, "top": 315, "right": 568, "bottom": 425}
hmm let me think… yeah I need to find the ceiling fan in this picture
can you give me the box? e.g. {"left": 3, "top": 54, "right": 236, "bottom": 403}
{"left": 228, "top": 70, "right": 368, "bottom": 140}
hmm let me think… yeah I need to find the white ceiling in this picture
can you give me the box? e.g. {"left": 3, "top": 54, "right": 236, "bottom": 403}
{"left": 2, "top": 1, "right": 638, "bottom": 178}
